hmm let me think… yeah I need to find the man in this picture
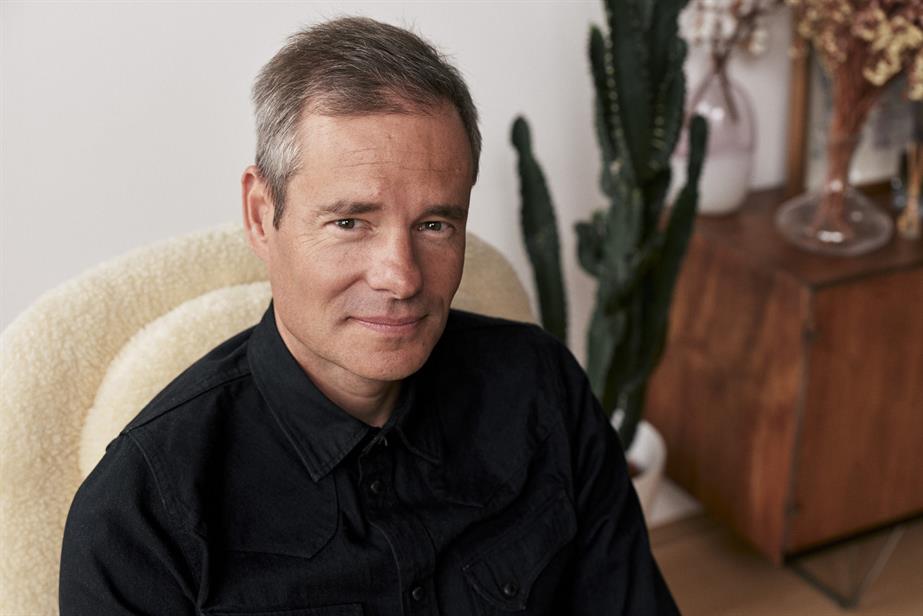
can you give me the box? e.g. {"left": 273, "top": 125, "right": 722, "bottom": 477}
{"left": 60, "top": 16, "right": 678, "bottom": 615}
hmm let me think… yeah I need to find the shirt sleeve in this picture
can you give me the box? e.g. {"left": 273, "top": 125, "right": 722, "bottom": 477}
{"left": 558, "top": 348, "right": 681, "bottom": 615}
{"left": 59, "top": 433, "right": 198, "bottom": 615}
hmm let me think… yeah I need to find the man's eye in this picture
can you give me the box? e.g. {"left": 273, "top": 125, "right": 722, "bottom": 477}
{"left": 334, "top": 219, "right": 356, "bottom": 230}
{"left": 418, "top": 221, "right": 446, "bottom": 232}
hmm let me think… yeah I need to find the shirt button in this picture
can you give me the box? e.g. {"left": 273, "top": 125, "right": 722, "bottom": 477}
{"left": 502, "top": 581, "right": 519, "bottom": 598}
{"left": 369, "top": 480, "right": 383, "bottom": 495}
{"left": 411, "top": 586, "right": 424, "bottom": 601}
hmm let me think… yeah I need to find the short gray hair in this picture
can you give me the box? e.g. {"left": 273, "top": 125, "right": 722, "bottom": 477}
{"left": 252, "top": 16, "right": 481, "bottom": 227}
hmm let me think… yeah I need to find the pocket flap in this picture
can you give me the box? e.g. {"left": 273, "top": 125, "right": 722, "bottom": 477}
{"left": 462, "top": 491, "right": 577, "bottom": 611}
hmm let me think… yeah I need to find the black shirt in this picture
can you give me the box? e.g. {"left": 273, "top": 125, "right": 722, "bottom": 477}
{"left": 60, "top": 307, "right": 678, "bottom": 615}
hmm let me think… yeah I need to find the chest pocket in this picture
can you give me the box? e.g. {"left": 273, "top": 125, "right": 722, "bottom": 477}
{"left": 462, "top": 490, "right": 577, "bottom": 612}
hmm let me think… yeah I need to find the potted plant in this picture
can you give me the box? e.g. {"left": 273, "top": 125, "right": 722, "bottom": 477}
{"left": 511, "top": 0, "right": 708, "bottom": 514}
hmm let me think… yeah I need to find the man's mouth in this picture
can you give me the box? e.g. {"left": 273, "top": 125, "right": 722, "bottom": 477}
{"left": 350, "top": 315, "right": 426, "bottom": 334}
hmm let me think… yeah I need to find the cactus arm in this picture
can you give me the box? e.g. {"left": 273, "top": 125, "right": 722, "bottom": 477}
{"left": 594, "top": 297, "right": 639, "bottom": 423}
{"left": 649, "top": 38, "right": 688, "bottom": 175}
{"left": 684, "top": 114, "right": 708, "bottom": 186}
{"left": 654, "top": 114, "right": 708, "bottom": 320}
{"left": 646, "top": 0, "right": 689, "bottom": 93}
{"left": 511, "top": 116, "right": 568, "bottom": 343}
{"left": 641, "top": 167, "right": 672, "bottom": 240}
{"left": 639, "top": 114, "right": 708, "bottom": 392}
{"left": 605, "top": 234, "right": 664, "bottom": 312}
{"left": 595, "top": 100, "right": 618, "bottom": 199}
{"left": 589, "top": 26, "right": 631, "bottom": 188}
{"left": 643, "top": 42, "right": 685, "bottom": 236}
{"left": 603, "top": 0, "right": 652, "bottom": 183}
{"left": 646, "top": 0, "right": 688, "bottom": 173}
{"left": 575, "top": 211, "right": 607, "bottom": 278}
{"left": 585, "top": 280, "right": 626, "bottom": 400}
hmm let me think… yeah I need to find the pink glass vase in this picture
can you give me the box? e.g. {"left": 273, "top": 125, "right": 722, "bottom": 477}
{"left": 673, "top": 66, "right": 755, "bottom": 215}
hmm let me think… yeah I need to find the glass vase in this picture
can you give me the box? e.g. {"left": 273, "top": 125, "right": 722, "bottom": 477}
{"left": 776, "top": 134, "right": 894, "bottom": 256}
{"left": 672, "top": 66, "right": 755, "bottom": 215}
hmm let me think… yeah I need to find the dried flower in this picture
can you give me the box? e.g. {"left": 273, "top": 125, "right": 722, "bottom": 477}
{"left": 788, "top": 0, "right": 923, "bottom": 100}
{"left": 748, "top": 26, "right": 770, "bottom": 54}
{"left": 682, "top": 0, "right": 785, "bottom": 64}
{"left": 788, "top": 0, "right": 923, "bottom": 241}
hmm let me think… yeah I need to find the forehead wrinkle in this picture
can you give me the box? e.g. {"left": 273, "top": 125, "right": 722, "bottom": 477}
{"left": 298, "top": 109, "right": 473, "bottom": 179}
{"left": 334, "top": 159, "right": 467, "bottom": 176}
{"left": 339, "top": 146, "right": 382, "bottom": 158}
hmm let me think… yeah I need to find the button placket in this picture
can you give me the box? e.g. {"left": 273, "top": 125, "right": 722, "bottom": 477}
{"left": 357, "top": 430, "right": 390, "bottom": 489}
{"left": 361, "top": 445, "right": 439, "bottom": 614}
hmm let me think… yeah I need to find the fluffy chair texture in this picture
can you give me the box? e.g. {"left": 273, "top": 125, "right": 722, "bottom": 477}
{"left": 79, "top": 281, "right": 273, "bottom": 478}
{"left": 0, "top": 223, "right": 534, "bottom": 614}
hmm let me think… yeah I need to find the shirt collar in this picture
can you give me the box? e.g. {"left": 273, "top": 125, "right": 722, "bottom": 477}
{"left": 247, "top": 304, "right": 442, "bottom": 481}
{"left": 394, "top": 357, "right": 444, "bottom": 466}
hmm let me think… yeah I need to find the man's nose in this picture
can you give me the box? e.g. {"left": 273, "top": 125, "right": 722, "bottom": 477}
{"left": 367, "top": 231, "right": 423, "bottom": 299}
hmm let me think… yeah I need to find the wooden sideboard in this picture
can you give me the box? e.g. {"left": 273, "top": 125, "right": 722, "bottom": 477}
{"left": 645, "top": 187, "right": 923, "bottom": 564}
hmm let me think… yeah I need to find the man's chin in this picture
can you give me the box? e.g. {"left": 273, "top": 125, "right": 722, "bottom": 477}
{"left": 347, "top": 349, "right": 430, "bottom": 383}
{"left": 339, "top": 312, "right": 448, "bottom": 381}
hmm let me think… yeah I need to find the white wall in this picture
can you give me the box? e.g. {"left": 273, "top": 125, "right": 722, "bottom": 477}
{"left": 0, "top": 1, "right": 792, "bottom": 364}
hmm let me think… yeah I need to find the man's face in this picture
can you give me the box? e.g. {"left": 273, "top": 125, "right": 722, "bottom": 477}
{"left": 246, "top": 103, "right": 473, "bottom": 388}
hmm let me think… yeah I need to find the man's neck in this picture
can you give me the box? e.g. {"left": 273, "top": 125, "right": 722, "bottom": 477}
{"left": 309, "top": 372, "right": 401, "bottom": 428}
{"left": 274, "top": 318, "right": 401, "bottom": 427}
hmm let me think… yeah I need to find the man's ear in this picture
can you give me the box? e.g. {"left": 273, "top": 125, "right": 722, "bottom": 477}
{"left": 242, "top": 165, "right": 274, "bottom": 262}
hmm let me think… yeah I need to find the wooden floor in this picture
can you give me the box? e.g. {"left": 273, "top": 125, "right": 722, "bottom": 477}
{"left": 650, "top": 515, "right": 923, "bottom": 615}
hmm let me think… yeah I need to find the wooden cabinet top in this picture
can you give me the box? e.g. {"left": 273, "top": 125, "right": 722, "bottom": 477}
{"left": 692, "top": 188, "right": 923, "bottom": 289}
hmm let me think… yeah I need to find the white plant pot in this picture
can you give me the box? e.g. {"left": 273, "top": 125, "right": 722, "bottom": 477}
{"left": 612, "top": 417, "right": 667, "bottom": 523}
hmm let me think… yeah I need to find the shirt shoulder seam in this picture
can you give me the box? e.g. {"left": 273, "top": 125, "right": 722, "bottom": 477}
{"left": 123, "top": 367, "right": 252, "bottom": 433}
{"left": 123, "top": 431, "right": 204, "bottom": 576}
{"left": 124, "top": 432, "right": 189, "bottom": 531}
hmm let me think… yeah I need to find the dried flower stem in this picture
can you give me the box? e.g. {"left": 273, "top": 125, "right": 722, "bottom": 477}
{"left": 815, "top": 44, "right": 891, "bottom": 237}
{"left": 693, "top": 0, "right": 783, "bottom": 121}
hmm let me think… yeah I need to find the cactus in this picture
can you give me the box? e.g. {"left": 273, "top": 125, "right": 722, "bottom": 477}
{"left": 511, "top": 0, "right": 708, "bottom": 449}
{"left": 511, "top": 118, "right": 568, "bottom": 343}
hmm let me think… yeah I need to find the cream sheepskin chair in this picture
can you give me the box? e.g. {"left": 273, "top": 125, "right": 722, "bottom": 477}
{"left": 0, "top": 223, "right": 535, "bottom": 615}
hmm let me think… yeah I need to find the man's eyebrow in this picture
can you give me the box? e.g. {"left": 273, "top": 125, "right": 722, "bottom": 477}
{"left": 421, "top": 205, "right": 468, "bottom": 221}
{"left": 314, "top": 202, "right": 467, "bottom": 221}
{"left": 315, "top": 201, "right": 382, "bottom": 218}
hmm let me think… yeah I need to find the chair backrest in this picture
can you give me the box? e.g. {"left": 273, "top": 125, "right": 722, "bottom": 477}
{"left": 0, "top": 223, "right": 535, "bottom": 614}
